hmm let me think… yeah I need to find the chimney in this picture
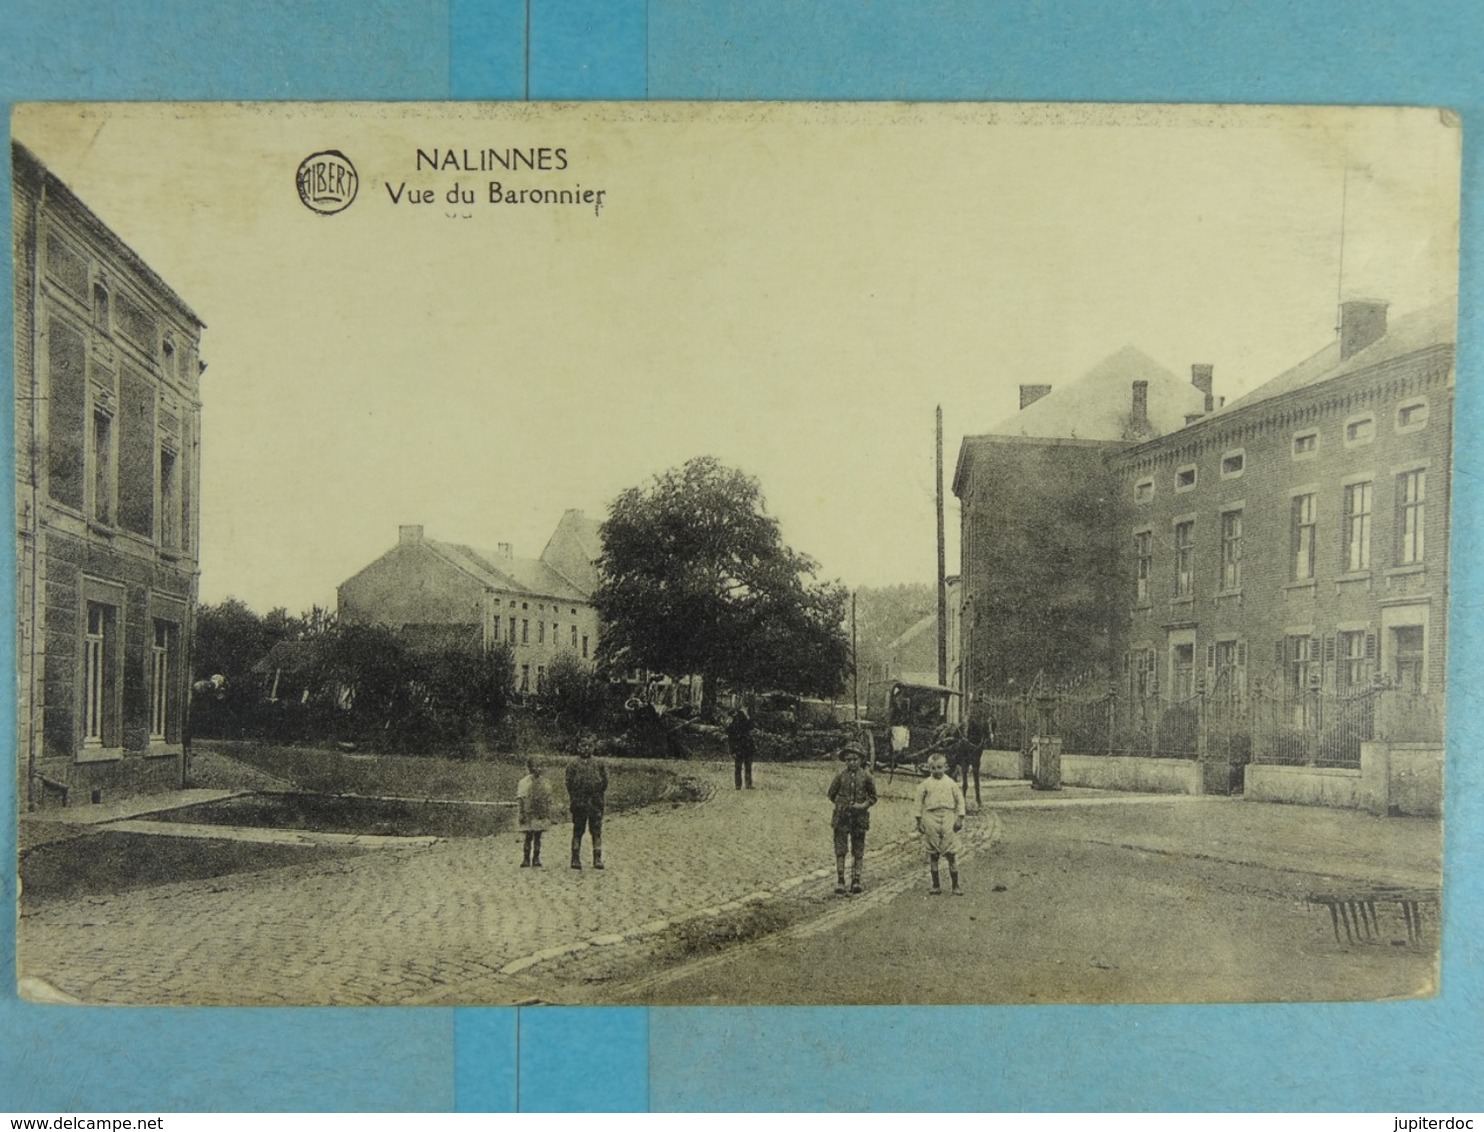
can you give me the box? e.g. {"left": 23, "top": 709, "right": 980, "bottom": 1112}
{"left": 497, "top": 542, "right": 513, "bottom": 559}
{"left": 1191, "top": 364, "right": 1215, "bottom": 413}
{"left": 1019, "top": 384, "right": 1052, "bottom": 410}
{"left": 399, "top": 524, "right": 423, "bottom": 545}
{"left": 1339, "top": 300, "right": 1388, "bottom": 360}
{"left": 1131, "top": 380, "right": 1149, "bottom": 428}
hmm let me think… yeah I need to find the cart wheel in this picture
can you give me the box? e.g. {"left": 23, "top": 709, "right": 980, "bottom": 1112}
{"left": 863, "top": 729, "right": 877, "bottom": 772}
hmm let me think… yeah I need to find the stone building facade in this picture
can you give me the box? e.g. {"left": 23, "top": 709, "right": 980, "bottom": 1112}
{"left": 337, "top": 510, "right": 603, "bottom": 694}
{"left": 14, "top": 143, "right": 206, "bottom": 807}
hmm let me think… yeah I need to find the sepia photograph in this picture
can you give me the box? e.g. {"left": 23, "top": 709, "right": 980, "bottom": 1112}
{"left": 11, "top": 101, "right": 1459, "bottom": 1006}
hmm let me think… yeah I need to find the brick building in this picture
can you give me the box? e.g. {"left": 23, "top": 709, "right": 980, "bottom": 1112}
{"left": 337, "top": 510, "right": 603, "bottom": 694}
{"left": 953, "top": 345, "right": 1210, "bottom": 694}
{"left": 1115, "top": 299, "right": 1454, "bottom": 711}
{"left": 13, "top": 143, "right": 206, "bottom": 807}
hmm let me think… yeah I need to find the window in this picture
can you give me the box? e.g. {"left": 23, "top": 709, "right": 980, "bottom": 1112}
{"left": 538, "top": 620, "right": 545, "bottom": 645}
{"left": 571, "top": 625, "right": 578, "bottom": 648}
{"left": 83, "top": 602, "right": 110, "bottom": 746}
{"left": 536, "top": 665, "right": 545, "bottom": 693}
{"left": 1131, "top": 648, "right": 1157, "bottom": 698}
{"left": 1391, "top": 625, "right": 1425, "bottom": 691}
{"left": 1287, "top": 635, "right": 1317, "bottom": 711}
{"left": 159, "top": 447, "right": 180, "bottom": 549}
{"left": 552, "top": 622, "right": 559, "bottom": 646}
{"left": 44, "top": 233, "right": 90, "bottom": 301}
{"left": 1220, "top": 451, "right": 1245, "bottom": 478}
{"left": 491, "top": 616, "right": 501, "bottom": 643}
{"left": 117, "top": 367, "right": 155, "bottom": 537}
{"left": 1338, "top": 630, "right": 1369, "bottom": 691}
{"left": 1134, "top": 478, "right": 1154, "bottom": 504}
{"left": 582, "top": 635, "right": 589, "bottom": 659}
{"left": 1396, "top": 399, "right": 1429, "bottom": 432}
{"left": 1291, "top": 493, "right": 1316, "bottom": 581}
{"left": 1344, "top": 414, "right": 1376, "bottom": 446}
{"left": 1220, "top": 510, "right": 1243, "bottom": 592}
{"left": 522, "top": 619, "right": 530, "bottom": 644}
{"left": 1171, "top": 643, "right": 1195, "bottom": 700}
{"left": 92, "top": 282, "right": 110, "bottom": 330}
{"left": 46, "top": 318, "right": 88, "bottom": 511}
{"left": 508, "top": 616, "right": 516, "bottom": 642}
{"left": 1175, "top": 465, "right": 1197, "bottom": 491}
{"left": 1397, "top": 470, "right": 1425, "bottom": 564}
{"left": 520, "top": 664, "right": 530, "bottom": 692}
{"left": 91, "top": 410, "right": 114, "bottom": 525}
{"left": 1212, "top": 639, "right": 1243, "bottom": 700}
{"left": 1134, "top": 531, "right": 1152, "bottom": 605}
{"left": 149, "top": 620, "right": 175, "bottom": 741}
{"left": 1343, "top": 482, "right": 1372, "bottom": 571}
{"left": 1173, "top": 521, "right": 1194, "bottom": 597}
{"left": 1292, "top": 429, "right": 1319, "bottom": 458}
{"left": 162, "top": 339, "right": 176, "bottom": 383}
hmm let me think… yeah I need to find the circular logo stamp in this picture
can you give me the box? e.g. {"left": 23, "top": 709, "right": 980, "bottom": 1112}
{"left": 295, "top": 151, "right": 359, "bottom": 215}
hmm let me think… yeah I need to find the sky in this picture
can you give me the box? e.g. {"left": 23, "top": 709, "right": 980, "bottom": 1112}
{"left": 12, "top": 102, "right": 1460, "bottom": 613}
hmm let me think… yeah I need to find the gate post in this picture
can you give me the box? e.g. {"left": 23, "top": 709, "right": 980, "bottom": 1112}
{"left": 1031, "top": 735, "right": 1062, "bottom": 791}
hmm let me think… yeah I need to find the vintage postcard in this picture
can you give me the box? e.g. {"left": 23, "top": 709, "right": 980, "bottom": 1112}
{"left": 11, "top": 101, "right": 1458, "bottom": 1006}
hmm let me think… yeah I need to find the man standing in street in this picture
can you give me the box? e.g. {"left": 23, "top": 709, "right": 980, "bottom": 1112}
{"left": 727, "top": 706, "right": 756, "bottom": 790}
{"left": 566, "top": 745, "right": 609, "bottom": 870}
{"left": 827, "top": 744, "right": 877, "bottom": 895}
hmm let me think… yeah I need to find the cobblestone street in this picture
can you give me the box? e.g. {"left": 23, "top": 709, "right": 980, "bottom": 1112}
{"left": 18, "top": 759, "right": 991, "bottom": 1005}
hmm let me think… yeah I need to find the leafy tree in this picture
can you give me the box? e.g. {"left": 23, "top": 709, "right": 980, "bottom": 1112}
{"left": 595, "top": 457, "right": 850, "bottom": 713}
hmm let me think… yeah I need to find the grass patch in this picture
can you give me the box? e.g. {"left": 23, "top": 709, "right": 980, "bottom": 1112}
{"left": 159, "top": 792, "right": 515, "bottom": 838}
{"left": 657, "top": 900, "right": 793, "bottom": 962}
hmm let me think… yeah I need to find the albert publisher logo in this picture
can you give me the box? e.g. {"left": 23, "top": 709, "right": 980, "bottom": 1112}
{"left": 296, "top": 150, "right": 358, "bottom": 215}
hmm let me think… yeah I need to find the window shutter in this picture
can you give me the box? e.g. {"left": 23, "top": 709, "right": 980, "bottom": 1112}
{"left": 1206, "top": 644, "right": 1215, "bottom": 668}
{"left": 1365, "top": 632, "right": 1378, "bottom": 660}
{"left": 1122, "top": 651, "right": 1131, "bottom": 675}
{"left": 1237, "top": 641, "right": 1247, "bottom": 668}
{"left": 1275, "top": 639, "right": 1285, "bottom": 666}
{"left": 1323, "top": 635, "right": 1336, "bottom": 662}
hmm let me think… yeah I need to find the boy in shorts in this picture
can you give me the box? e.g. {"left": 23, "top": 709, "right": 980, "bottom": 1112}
{"left": 915, "top": 753, "right": 967, "bottom": 895}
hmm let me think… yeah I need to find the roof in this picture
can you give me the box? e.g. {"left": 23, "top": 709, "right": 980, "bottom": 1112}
{"left": 12, "top": 142, "right": 205, "bottom": 328}
{"left": 886, "top": 612, "right": 937, "bottom": 654}
{"left": 1218, "top": 298, "right": 1457, "bottom": 415}
{"left": 428, "top": 539, "right": 590, "bottom": 603}
{"left": 989, "top": 345, "right": 1206, "bottom": 441}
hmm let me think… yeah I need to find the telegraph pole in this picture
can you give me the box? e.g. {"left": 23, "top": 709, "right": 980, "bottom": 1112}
{"left": 936, "top": 405, "right": 947, "bottom": 688}
{"left": 851, "top": 590, "right": 859, "bottom": 721}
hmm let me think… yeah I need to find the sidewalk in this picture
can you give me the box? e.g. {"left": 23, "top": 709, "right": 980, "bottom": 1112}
{"left": 15, "top": 761, "right": 1442, "bottom": 1006}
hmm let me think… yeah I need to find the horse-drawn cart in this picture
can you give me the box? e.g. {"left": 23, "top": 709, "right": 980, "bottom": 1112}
{"left": 852, "top": 680, "right": 962, "bottom": 778}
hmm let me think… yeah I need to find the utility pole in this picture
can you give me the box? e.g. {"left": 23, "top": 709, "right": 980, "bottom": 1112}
{"left": 851, "top": 590, "right": 859, "bottom": 721}
{"left": 936, "top": 405, "right": 947, "bottom": 688}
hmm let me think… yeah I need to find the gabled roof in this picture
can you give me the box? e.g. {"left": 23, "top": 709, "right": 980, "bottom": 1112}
{"left": 427, "top": 539, "right": 590, "bottom": 603}
{"left": 1219, "top": 298, "right": 1457, "bottom": 415}
{"left": 990, "top": 345, "right": 1205, "bottom": 442}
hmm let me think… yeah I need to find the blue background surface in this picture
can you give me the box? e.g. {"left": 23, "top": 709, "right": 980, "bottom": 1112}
{"left": 2, "top": 0, "right": 1481, "bottom": 1112}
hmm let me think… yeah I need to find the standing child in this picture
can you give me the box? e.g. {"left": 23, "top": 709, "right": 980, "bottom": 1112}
{"left": 915, "top": 753, "right": 967, "bottom": 895}
{"left": 516, "top": 759, "right": 552, "bottom": 867}
{"left": 827, "top": 745, "right": 878, "bottom": 894}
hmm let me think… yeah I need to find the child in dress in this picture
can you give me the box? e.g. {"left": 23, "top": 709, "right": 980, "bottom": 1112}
{"left": 516, "top": 759, "right": 552, "bottom": 867}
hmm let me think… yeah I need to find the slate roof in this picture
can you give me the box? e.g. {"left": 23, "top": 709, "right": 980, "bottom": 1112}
{"left": 426, "top": 539, "right": 591, "bottom": 603}
{"left": 1218, "top": 298, "right": 1457, "bottom": 416}
{"left": 990, "top": 345, "right": 1207, "bottom": 442}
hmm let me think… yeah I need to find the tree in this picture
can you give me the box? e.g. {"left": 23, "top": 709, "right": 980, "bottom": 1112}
{"left": 595, "top": 457, "right": 850, "bottom": 713}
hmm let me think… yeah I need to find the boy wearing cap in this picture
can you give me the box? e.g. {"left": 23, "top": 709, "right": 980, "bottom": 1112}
{"left": 915, "top": 753, "right": 967, "bottom": 895}
{"left": 827, "top": 745, "right": 878, "bottom": 894}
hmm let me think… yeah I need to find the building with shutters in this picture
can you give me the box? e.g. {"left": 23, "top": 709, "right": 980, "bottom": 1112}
{"left": 337, "top": 510, "right": 603, "bottom": 695}
{"left": 1113, "top": 298, "right": 1453, "bottom": 716}
{"left": 14, "top": 143, "right": 206, "bottom": 807}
